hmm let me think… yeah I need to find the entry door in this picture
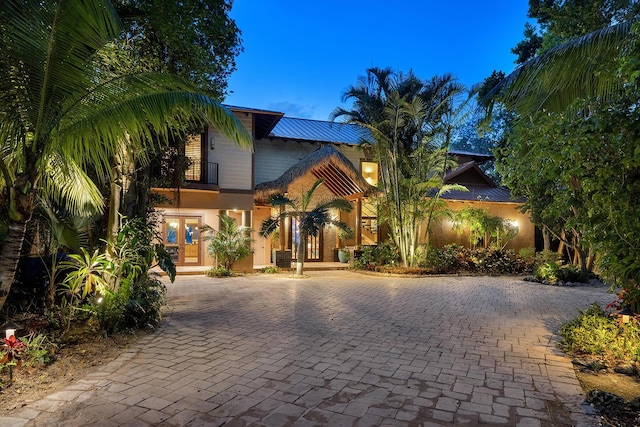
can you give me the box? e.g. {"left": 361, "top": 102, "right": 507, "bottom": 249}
{"left": 164, "top": 216, "right": 201, "bottom": 266}
{"left": 291, "top": 218, "right": 322, "bottom": 261}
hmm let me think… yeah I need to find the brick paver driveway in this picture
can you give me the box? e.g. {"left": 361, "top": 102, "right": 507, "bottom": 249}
{"left": 3, "top": 271, "right": 611, "bottom": 426}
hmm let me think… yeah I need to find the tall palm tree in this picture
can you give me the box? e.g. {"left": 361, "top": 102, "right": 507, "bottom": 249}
{"left": 260, "top": 179, "right": 352, "bottom": 276}
{"left": 0, "top": 0, "right": 252, "bottom": 309}
{"left": 333, "top": 69, "right": 467, "bottom": 266}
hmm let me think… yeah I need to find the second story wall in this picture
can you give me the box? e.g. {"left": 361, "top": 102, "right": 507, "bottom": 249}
{"left": 207, "top": 112, "right": 253, "bottom": 191}
{"left": 254, "top": 139, "right": 365, "bottom": 185}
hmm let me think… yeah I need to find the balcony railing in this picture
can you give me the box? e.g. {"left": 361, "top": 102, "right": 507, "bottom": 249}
{"left": 185, "top": 161, "right": 218, "bottom": 185}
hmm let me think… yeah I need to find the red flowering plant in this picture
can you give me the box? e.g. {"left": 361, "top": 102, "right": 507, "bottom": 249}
{"left": 1, "top": 335, "right": 27, "bottom": 381}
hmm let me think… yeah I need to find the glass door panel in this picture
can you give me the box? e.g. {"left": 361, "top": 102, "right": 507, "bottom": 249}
{"left": 164, "top": 216, "right": 201, "bottom": 266}
{"left": 290, "top": 218, "right": 322, "bottom": 262}
{"left": 183, "top": 218, "right": 200, "bottom": 264}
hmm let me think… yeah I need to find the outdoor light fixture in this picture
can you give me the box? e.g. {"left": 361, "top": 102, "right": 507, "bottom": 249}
{"left": 1, "top": 321, "right": 19, "bottom": 339}
{"left": 209, "top": 134, "right": 215, "bottom": 150}
{"left": 615, "top": 307, "right": 633, "bottom": 324}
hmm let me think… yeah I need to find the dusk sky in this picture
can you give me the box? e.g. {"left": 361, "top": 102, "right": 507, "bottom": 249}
{"left": 225, "top": 1, "right": 531, "bottom": 121}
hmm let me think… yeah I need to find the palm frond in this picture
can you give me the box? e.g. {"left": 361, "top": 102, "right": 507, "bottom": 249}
{"left": 493, "top": 21, "right": 633, "bottom": 114}
{"left": 40, "top": 151, "right": 105, "bottom": 216}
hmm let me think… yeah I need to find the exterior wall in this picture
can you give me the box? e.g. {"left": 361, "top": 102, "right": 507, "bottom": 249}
{"left": 429, "top": 200, "right": 535, "bottom": 251}
{"left": 253, "top": 139, "right": 365, "bottom": 185}
{"left": 207, "top": 112, "right": 253, "bottom": 190}
{"left": 154, "top": 189, "right": 254, "bottom": 211}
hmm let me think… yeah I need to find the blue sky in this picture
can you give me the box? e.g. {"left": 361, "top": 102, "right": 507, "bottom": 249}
{"left": 225, "top": 1, "right": 531, "bottom": 121}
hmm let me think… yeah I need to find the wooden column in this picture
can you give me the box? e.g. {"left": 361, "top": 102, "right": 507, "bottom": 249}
{"left": 355, "top": 198, "right": 362, "bottom": 248}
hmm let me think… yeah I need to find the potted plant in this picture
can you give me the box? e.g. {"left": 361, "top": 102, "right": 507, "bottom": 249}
{"left": 338, "top": 226, "right": 354, "bottom": 263}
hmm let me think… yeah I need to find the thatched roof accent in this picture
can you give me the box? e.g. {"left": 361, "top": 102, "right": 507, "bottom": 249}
{"left": 254, "top": 144, "right": 374, "bottom": 202}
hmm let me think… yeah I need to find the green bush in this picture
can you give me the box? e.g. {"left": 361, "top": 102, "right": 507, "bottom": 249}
{"left": 559, "top": 302, "right": 640, "bottom": 363}
{"left": 535, "top": 261, "right": 588, "bottom": 284}
{"left": 420, "top": 244, "right": 469, "bottom": 273}
{"left": 419, "top": 245, "right": 527, "bottom": 275}
{"left": 261, "top": 266, "right": 281, "bottom": 274}
{"left": 205, "top": 266, "right": 234, "bottom": 277}
{"left": 352, "top": 241, "right": 400, "bottom": 270}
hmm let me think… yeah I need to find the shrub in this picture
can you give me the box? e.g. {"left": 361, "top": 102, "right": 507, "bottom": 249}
{"left": 420, "top": 244, "right": 469, "bottom": 273}
{"left": 205, "top": 266, "right": 234, "bottom": 277}
{"left": 559, "top": 302, "right": 640, "bottom": 364}
{"left": 352, "top": 241, "right": 399, "bottom": 270}
{"left": 261, "top": 266, "right": 281, "bottom": 274}
{"left": 535, "top": 261, "right": 588, "bottom": 284}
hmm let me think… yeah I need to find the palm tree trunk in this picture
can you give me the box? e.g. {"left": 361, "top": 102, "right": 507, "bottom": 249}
{"left": 0, "top": 221, "right": 28, "bottom": 310}
{"left": 296, "top": 232, "right": 306, "bottom": 275}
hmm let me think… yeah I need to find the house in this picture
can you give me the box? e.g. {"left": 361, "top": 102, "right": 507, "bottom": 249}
{"left": 152, "top": 106, "right": 534, "bottom": 271}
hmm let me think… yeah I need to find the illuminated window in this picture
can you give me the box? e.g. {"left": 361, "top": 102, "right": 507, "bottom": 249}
{"left": 361, "top": 161, "right": 378, "bottom": 186}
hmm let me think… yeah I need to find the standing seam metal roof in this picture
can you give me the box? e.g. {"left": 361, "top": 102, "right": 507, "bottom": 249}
{"left": 269, "top": 117, "right": 372, "bottom": 145}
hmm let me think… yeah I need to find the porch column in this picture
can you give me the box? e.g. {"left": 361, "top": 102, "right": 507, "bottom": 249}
{"left": 242, "top": 210, "right": 252, "bottom": 229}
{"left": 279, "top": 206, "right": 286, "bottom": 250}
{"left": 355, "top": 198, "right": 362, "bottom": 248}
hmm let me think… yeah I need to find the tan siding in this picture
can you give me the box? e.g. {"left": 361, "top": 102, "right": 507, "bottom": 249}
{"left": 207, "top": 113, "right": 253, "bottom": 190}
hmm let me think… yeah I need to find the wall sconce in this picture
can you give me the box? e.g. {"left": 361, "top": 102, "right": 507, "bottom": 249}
{"left": 1, "top": 321, "right": 19, "bottom": 339}
{"left": 209, "top": 134, "right": 215, "bottom": 150}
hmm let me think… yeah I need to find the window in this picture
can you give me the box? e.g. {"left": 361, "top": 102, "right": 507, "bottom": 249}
{"left": 361, "top": 161, "right": 378, "bottom": 186}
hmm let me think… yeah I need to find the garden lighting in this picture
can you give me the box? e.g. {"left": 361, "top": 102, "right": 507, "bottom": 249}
{"left": 1, "top": 321, "right": 19, "bottom": 339}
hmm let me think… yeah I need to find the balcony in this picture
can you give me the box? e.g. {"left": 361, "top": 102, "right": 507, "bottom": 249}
{"left": 185, "top": 161, "right": 219, "bottom": 185}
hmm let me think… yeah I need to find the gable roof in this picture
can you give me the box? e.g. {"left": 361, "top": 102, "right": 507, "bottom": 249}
{"left": 255, "top": 145, "right": 373, "bottom": 202}
{"left": 445, "top": 161, "right": 496, "bottom": 187}
{"left": 442, "top": 161, "right": 523, "bottom": 203}
{"left": 269, "top": 117, "right": 372, "bottom": 145}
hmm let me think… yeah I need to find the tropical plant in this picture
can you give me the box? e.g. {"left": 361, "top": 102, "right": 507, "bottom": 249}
{"left": 451, "top": 207, "right": 519, "bottom": 250}
{"left": 205, "top": 214, "right": 253, "bottom": 271}
{"left": 261, "top": 179, "right": 353, "bottom": 276}
{"left": 333, "top": 68, "right": 468, "bottom": 267}
{"left": 1, "top": 335, "right": 27, "bottom": 382}
{"left": 0, "top": 0, "right": 252, "bottom": 311}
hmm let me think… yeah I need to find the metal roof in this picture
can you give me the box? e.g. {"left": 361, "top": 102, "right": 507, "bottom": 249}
{"left": 269, "top": 117, "right": 372, "bottom": 145}
{"left": 442, "top": 185, "right": 524, "bottom": 203}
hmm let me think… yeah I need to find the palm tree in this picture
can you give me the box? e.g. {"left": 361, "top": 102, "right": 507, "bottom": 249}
{"left": 0, "top": 0, "right": 252, "bottom": 309}
{"left": 260, "top": 179, "right": 353, "bottom": 276}
{"left": 333, "top": 69, "right": 467, "bottom": 267}
{"left": 489, "top": 21, "right": 635, "bottom": 115}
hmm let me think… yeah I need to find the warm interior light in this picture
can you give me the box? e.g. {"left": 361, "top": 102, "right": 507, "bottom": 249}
{"left": 169, "top": 222, "right": 178, "bottom": 228}
{"left": 364, "top": 166, "right": 373, "bottom": 173}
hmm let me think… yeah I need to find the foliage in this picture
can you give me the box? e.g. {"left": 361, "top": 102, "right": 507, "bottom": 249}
{"left": 19, "top": 333, "right": 54, "bottom": 367}
{"left": 0, "top": 0, "right": 252, "bottom": 311}
{"left": 54, "top": 217, "right": 170, "bottom": 334}
{"left": 338, "top": 226, "right": 355, "bottom": 242}
{"left": 95, "top": 276, "right": 166, "bottom": 333}
{"left": 451, "top": 207, "right": 518, "bottom": 250}
{"left": 559, "top": 303, "right": 640, "bottom": 364}
{"left": 418, "top": 244, "right": 530, "bottom": 275}
{"left": 261, "top": 179, "right": 353, "bottom": 276}
{"left": 512, "top": 0, "right": 640, "bottom": 64}
{"left": 113, "top": 0, "right": 243, "bottom": 98}
{"left": 205, "top": 266, "right": 234, "bottom": 277}
{"left": 334, "top": 68, "right": 470, "bottom": 267}
{"left": 60, "top": 249, "right": 113, "bottom": 300}
{"left": 0, "top": 335, "right": 27, "bottom": 371}
{"left": 261, "top": 266, "right": 281, "bottom": 274}
{"left": 205, "top": 215, "right": 253, "bottom": 270}
{"left": 352, "top": 241, "right": 400, "bottom": 271}
{"left": 534, "top": 260, "right": 587, "bottom": 284}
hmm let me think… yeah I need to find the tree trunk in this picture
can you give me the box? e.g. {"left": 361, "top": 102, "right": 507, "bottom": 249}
{"left": 296, "top": 232, "right": 306, "bottom": 275}
{"left": 0, "top": 221, "right": 28, "bottom": 310}
{"left": 543, "top": 228, "right": 551, "bottom": 251}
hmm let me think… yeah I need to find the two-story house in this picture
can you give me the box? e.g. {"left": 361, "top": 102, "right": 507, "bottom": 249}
{"left": 152, "top": 106, "right": 535, "bottom": 271}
